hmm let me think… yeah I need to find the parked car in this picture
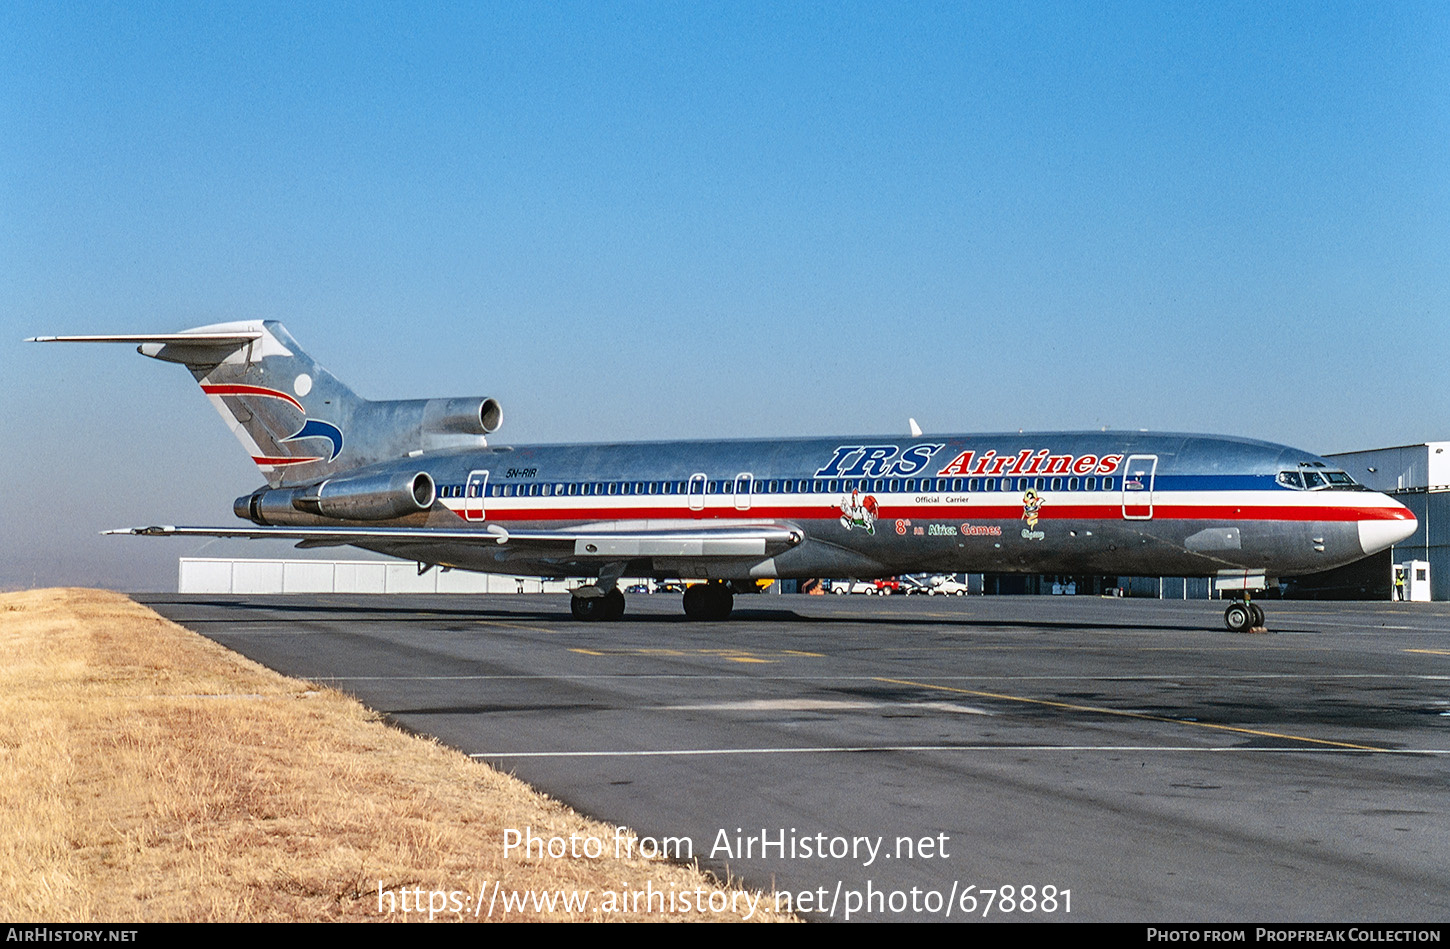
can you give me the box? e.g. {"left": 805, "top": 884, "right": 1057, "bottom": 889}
{"left": 926, "top": 575, "right": 970, "bottom": 596}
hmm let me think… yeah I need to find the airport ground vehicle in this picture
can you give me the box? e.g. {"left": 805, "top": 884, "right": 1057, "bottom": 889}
{"left": 922, "top": 575, "right": 970, "bottom": 596}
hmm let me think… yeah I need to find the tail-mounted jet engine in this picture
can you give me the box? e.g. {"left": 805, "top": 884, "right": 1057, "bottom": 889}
{"left": 419, "top": 397, "right": 502, "bottom": 452}
{"left": 236, "top": 471, "right": 436, "bottom": 525}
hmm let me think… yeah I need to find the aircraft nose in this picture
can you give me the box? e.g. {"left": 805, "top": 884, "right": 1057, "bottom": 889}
{"left": 1358, "top": 498, "right": 1417, "bottom": 555}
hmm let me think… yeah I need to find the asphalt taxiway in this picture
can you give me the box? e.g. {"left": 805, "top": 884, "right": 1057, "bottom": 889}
{"left": 136, "top": 592, "right": 1450, "bottom": 922}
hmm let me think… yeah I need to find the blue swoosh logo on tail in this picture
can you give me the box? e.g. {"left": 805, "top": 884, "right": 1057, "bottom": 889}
{"left": 283, "top": 419, "right": 343, "bottom": 461}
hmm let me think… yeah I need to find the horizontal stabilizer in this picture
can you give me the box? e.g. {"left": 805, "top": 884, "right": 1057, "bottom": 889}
{"left": 28, "top": 332, "right": 263, "bottom": 344}
{"left": 29, "top": 329, "right": 269, "bottom": 370}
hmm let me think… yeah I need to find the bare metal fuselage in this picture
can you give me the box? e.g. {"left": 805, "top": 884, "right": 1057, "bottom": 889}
{"left": 244, "top": 432, "right": 1409, "bottom": 585}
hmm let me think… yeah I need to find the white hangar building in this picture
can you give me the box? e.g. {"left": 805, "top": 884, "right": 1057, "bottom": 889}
{"left": 1326, "top": 442, "right": 1448, "bottom": 601}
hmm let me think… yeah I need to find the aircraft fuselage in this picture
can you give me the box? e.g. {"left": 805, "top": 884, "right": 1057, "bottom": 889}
{"left": 251, "top": 431, "right": 1410, "bottom": 584}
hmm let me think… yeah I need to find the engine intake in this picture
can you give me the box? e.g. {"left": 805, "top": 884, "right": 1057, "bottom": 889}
{"left": 423, "top": 397, "right": 502, "bottom": 436}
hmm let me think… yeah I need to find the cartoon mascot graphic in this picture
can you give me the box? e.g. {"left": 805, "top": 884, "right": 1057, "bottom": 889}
{"left": 839, "top": 489, "right": 879, "bottom": 534}
{"left": 1021, "top": 488, "right": 1044, "bottom": 529}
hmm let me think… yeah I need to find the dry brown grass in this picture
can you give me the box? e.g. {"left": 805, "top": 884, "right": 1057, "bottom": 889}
{"left": 0, "top": 589, "right": 794, "bottom": 922}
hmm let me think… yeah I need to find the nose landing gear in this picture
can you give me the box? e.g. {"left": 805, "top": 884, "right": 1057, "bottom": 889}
{"left": 1224, "top": 598, "right": 1265, "bottom": 633}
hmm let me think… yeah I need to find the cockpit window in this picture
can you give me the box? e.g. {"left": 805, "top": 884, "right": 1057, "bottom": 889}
{"left": 1279, "top": 468, "right": 1365, "bottom": 490}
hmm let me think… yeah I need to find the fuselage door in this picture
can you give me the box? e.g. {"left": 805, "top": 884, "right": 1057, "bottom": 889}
{"left": 688, "top": 473, "right": 707, "bottom": 512}
{"left": 466, "top": 469, "right": 489, "bottom": 522}
{"left": 1121, "top": 455, "right": 1157, "bottom": 520}
{"left": 734, "top": 473, "right": 754, "bottom": 511}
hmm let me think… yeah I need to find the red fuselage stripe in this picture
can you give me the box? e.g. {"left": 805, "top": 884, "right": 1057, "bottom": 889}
{"left": 454, "top": 502, "right": 1411, "bottom": 524}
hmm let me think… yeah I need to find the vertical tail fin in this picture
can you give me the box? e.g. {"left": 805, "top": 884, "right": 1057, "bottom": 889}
{"left": 137, "top": 321, "right": 364, "bottom": 485}
{"left": 33, "top": 321, "right": 502, "bottom": 488}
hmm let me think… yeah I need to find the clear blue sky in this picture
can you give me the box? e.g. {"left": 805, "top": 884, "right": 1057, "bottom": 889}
{"left": 3, "top": 2, "right": 1447, "bottom": 589}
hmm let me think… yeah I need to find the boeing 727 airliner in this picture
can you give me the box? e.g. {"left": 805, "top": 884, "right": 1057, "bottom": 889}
{"left": 33, "top": 321, "right": 1416, "bottom": 630}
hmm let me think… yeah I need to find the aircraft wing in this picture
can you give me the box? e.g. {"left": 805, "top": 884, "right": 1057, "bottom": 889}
{"left": 106, "top": 524, "right": 805, "bottom": 558}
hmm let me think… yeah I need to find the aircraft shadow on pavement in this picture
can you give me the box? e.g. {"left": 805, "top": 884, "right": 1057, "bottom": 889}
{"left": 143, "top": 595, "right": 1313, "bottom": 635}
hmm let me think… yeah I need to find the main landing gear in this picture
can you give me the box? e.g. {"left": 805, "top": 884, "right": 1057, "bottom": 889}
{"left": 570, "top": 588, "right": 625, "bottom": 621}
{"left": 1223, "top": 598, "right": 1266, "bottom": 633}
{"left": 682, "top": 582, "right": 734, "bottom": 621}
{"left": 568, "top": 580, "right": 735, "bottom": 622}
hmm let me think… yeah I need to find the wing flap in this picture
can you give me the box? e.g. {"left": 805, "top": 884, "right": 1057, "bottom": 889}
{"left": 572, "top": 536, "right": 767, "bottom": 557}
{"left": 106, "top": 524, "right": 803, "bottom": 558}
